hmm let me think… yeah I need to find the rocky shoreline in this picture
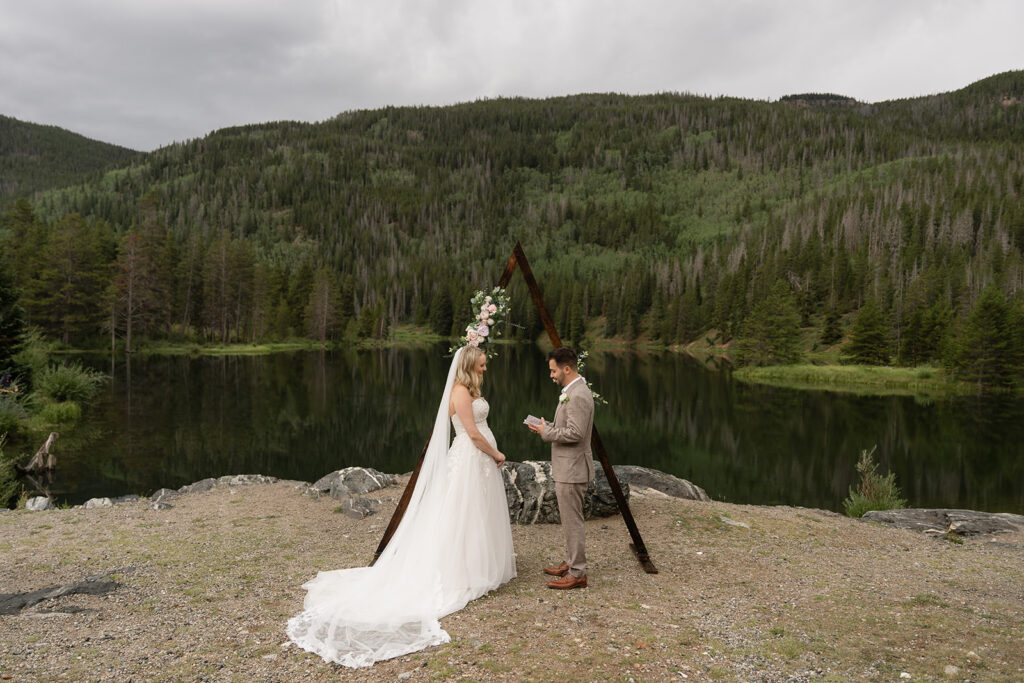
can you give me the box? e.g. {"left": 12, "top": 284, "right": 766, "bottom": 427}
{"left": 19, "top": 461, "right": 714, "bottom": 523}
{"left": 15, "top": 463, "right": 1023, "bottom": 541}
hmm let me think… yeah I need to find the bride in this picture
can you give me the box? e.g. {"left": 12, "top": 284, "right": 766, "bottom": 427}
{"left": 286, "top": 344, "right": 517, "bottom": 667}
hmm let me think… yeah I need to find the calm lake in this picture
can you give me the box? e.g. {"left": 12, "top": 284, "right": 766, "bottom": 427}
{"left": 34, "top": 345, "right": 1024, "bottom": 513}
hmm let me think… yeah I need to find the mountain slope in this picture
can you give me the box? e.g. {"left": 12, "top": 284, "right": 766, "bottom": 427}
{"left": 0, "top": 115, "right": 140, "bottom": 203}
{"left": 4, "top": 72, "right": 1024, "bottom": 378}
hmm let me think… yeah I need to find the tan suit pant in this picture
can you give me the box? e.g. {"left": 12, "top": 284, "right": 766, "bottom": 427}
{"left": 555, "top": 481, "right": 587, "bottom": 578}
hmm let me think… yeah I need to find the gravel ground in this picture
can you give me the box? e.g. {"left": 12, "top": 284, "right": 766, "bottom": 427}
{"left": 1, "top": 479, "right": 1022, "bottom": 682}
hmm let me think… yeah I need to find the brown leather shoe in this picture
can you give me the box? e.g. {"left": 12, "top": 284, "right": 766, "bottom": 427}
{"left": 547, "top": 573, "right": 587, "bottom": 590}
{"left": 543, "top": 561, "right": 570, "bottom": 577}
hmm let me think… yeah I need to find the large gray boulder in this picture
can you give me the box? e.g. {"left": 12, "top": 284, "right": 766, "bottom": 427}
{"left": 332, "top": 495, "right": 382, "bottom": 519}
{"left": 216, "top": 474, "right": 277, "bottom": 487}
{"left": 178, "top": 478, "right": 217, "bottom": 494}
{"left": 501, "top": 460, "right": 627, "bottom": 524}
{"left": 312, "top": 467, "right": 397, "bottom": 497}
{"left": 613, "top": 465, "right": 710, "bottom": 502}
{"left": 149, "top": 488, "right": 179, "bottom": 505}
{"left": 863, "top": 509, "right": 1024, "bottom": 537}
{"left": 24, "top": 496, "right": 53, "bottom": 511}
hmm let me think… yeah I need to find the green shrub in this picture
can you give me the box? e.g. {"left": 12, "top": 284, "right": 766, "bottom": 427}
{"left": 35, "top": 363, "right": 106, "bottom": 403}
{"left": 0, "top": 438, "right": 20, "bottom": 509}
{"left": 11, "top": 328, "right": 52, "bottom": 379}
{"left": 38, "top": 400, "right": 82, "bottom": 424}
{"left": 843, "top": 446, "right": 907, "bottom": 517}
{"left": 0, "top": 398, "right": 27, "bottom": 436}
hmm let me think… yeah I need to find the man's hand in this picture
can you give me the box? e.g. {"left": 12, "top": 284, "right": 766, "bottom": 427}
{"left": 527, "top": 417, "right": 547, "bottom": 435}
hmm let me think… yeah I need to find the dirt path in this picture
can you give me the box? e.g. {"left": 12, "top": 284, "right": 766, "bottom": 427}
{"left": 1, "top": 480, "right": 1022, "bottom": 681}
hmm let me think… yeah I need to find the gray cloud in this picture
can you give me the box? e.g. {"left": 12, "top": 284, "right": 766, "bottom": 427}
{"left": 1, "top": 0, "right": 1020, "bottom": 151}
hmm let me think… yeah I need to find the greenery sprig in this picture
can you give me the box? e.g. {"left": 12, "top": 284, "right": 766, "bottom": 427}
{"left": 575, "top": 350, "right": 608, "bottom": 406}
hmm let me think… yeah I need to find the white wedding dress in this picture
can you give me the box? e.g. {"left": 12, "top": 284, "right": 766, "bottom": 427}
{"left": 286, "top": 348, "right": 516, "bottom": 668}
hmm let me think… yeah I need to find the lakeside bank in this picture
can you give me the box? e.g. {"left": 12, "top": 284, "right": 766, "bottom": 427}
{"left": 730, "top": 364, "right": 975, "bottom": 397}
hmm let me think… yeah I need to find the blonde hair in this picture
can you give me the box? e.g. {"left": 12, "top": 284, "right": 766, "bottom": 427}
{"left": 454, "top": 346, "right": 485, "bottom": 398}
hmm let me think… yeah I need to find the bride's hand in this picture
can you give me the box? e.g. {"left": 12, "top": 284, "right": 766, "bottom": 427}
{"left": 493, "top": 451, "right": 506, "bottom": 467}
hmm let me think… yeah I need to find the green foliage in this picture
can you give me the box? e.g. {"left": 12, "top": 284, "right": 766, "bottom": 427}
{"left": 428, "top": 287, "right": 453, "bottom": 336}
{"left": 732, "top": 280, "right": 803, "bottom": 367}
{"left": 953, "top": 287, "right": 1023, "bottom": 388}
{"left": 37, "top": 399, "right": 82, "bottom": 424}
{"left": 11, "top": 328, "right": 51, "bottom": 384}
{"left": 0, "top": 266, "right": 26, "bottom": 370}
{"left": 841, "top": 300, "right": 891, "bottom": 366}
{"left": 0, "top": 395, "right": 27, "bottom": 435}
{"left": 35, "top": 362, "right": 106, "bottom": 403}
{"left": 0, "top": 436, "right": 21, "bottom": 509}
{"left": 19, "top": 212, "right": 112, "bottom": 345}
{"left": 1, "top": 71, "right": 1024, "bottom": 390}
{"left": 0, "top": 115, "right": 139, "bottom": 203}
{"left": 843, "top": 446, "right": 907, "bottom": 517}
{"left": 819, "top": 307, "right": 843, "bottom": 347}
{"left": 900, "top": 300, "right": 952, "bottom": 366}
{"left": 304, "top": 267, "right": 344, "bottom": 344}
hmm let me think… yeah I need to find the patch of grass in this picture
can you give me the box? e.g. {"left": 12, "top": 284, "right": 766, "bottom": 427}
{"left": 906, "top": 594, "right": 952, "bottom": 609}
{"left": 427, "top": 655, "right": 457, "bottom": 679}
{"left": 478, "top": 658, "right": 509, "bottom": 673}
{"left": 732, "top": 363, "right": 971, "bottom": 397}
{"left": 764, "top": 635, "right": 805, "bottom": 659}
{"left": 944, "top": 530, "right": 965, "bottom": 544}
{"left": 37, "top": 399, "right": 82, "bottom": 424}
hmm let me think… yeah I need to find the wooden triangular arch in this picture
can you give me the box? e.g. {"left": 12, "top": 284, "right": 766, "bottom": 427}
{"left": 371, "top": 241, "right": 657, "bottom": 573}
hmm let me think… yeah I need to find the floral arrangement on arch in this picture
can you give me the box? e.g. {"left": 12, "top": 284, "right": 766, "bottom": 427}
{"left": 450, "top": 287, "right": 512, "bottom": 357}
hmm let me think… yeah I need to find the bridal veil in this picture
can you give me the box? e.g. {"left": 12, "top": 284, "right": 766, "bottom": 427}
{"left": 286, "top": 347, "right": 479, "bottom": 667}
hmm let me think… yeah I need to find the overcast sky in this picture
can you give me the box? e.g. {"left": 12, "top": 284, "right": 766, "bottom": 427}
{"left": 1, "top": 1, "right": 1021, "bottom": 152}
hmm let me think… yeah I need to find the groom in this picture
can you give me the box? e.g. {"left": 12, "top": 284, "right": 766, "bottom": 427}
{"left": 527, "top": 347, "right": 595, "bottom": 590}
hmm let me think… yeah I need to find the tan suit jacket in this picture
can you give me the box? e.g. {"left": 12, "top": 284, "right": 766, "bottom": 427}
{"left": 541, "top": 377, "right": 596, "bottom": 484}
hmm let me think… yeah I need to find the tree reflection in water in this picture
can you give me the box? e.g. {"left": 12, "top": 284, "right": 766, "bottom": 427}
{"left": 46, "top": 346, "right": 1024, "bottom": 514}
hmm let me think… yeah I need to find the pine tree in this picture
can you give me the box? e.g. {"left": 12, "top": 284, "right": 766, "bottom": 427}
{"left": 820, "top": 305, "right": 843, "bottom": 347}
{"left": 429, "top": 287, "right": 452, "bottom": 336}
{"left": 732, "top": 280, "right": 802, "bottom": 366}
{"left": 954, "top": 287, "right": 1017, "bottom": 388}
{"left": 0, "top": 268, "right": 26, "bottom": 372}
{"left": 23, "top": 213, "right": 109, "bottom": 345}
{"left": 338, "top": 275, "right": 356, "bottom": 336}
{"left": 304, "top": 267, "right": 342, "bottom": 345}
{"left": 841, "top": 299, "right": 891, "bottom": 365}
{"left": 568, "top": 284, "right": 584, "bottom": 345}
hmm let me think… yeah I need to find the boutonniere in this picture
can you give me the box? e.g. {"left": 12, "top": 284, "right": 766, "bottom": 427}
{"left": 559, "top": 393, "right": 570, "bottom": 404}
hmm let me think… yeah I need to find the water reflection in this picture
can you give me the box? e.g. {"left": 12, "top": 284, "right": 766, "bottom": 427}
{"left": 42, "top": 346, "right": 1024, "bottom": 513}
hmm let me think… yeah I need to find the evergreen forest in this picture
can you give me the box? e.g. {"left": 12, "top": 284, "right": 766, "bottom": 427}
{"left": 2, "top": 70, "right": 1024, "bottom": 387}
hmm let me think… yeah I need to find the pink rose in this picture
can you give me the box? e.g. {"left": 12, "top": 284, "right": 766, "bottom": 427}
{"left": 488, "top": 304, "right": 497, "bottom": 313}
{"left": 476, "top": 324, "right": 489, "bottom": 337}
